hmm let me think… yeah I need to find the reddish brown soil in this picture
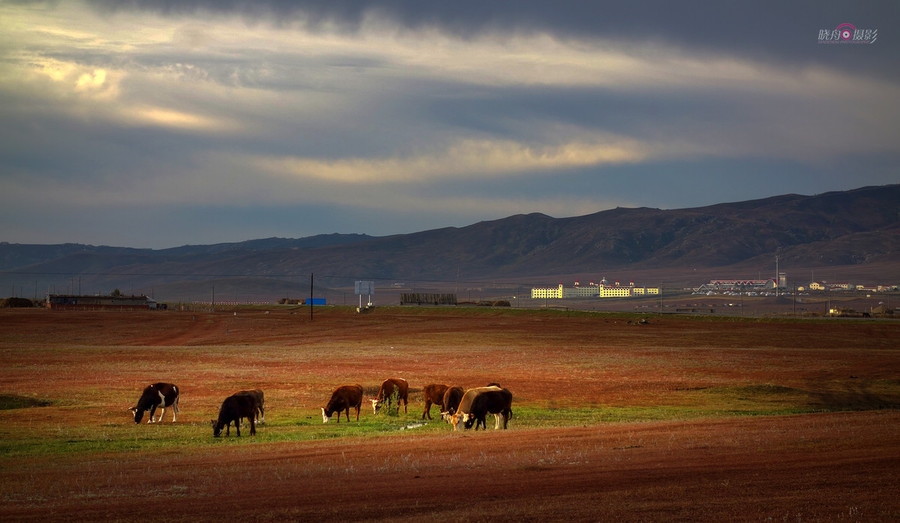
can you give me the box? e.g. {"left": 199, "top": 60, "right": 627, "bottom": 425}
{"left": 1, "top": 307, "right": 899, "bottom": 521}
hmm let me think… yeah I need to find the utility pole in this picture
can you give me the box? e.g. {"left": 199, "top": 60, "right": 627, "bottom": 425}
{"left": 775, "top": 255, "right": 779, "bottom": 297}
{"left": 793, "top": 283, "right": 797, "bottom": 316}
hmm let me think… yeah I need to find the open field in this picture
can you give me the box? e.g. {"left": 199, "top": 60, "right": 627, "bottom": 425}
{"left": 1, "top": 307, "right": 899, "bottom": 521}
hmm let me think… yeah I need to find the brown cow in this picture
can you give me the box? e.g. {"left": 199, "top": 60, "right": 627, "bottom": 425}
{"left": 421, "top": 383, "right": 449, "bottom": 420}
{"left": 371, "top": 377, "right": 409, "bottom": 414}
{"left": 440, "top": 386, "right": 465, "bottom": 421}
{"left": 322, "top": 384, "right": 364, "bottom": 423}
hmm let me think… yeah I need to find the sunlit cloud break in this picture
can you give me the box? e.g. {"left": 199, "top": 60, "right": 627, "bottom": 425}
{"left": 125, "top": 106, "right": 240, "bottom": 132}
{"left": 258, "top": 136, "right": 647, "bottom": 184}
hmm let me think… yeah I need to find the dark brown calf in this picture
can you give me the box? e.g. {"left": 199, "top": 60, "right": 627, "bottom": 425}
{"left": 322, "top": 384, "right": 364, "bottom": 423}
{"left": 440, "top": 386, "right": 465, "bottom": 421}
{"left": 421, "top": 383, "right": 449, "bottom": 420}
{"left": 235, "top": 389, "right": 265, "bottom": 424}
{"left": 211, "top": 393, "right": 258, "bottom": 437}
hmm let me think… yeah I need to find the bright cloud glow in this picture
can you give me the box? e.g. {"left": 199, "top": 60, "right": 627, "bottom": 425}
{"left": 75, "top": 68, "right": 107, "bottom": 89}
{"left": 257, "top": 136, "right": 647, "bottom": 184}
{"left": 125, "top": 106, "right": 240, "bottom": 132}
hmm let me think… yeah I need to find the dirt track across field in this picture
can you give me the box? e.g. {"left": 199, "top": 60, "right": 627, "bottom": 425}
{"left": 1, "top": 307, "right": 898, "bottom": 521}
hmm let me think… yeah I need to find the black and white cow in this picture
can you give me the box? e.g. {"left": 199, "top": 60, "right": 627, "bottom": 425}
{"left": 211, "top": 393, "right": 259, "bottom": 437}
{"left": 130, "top": 382, "right": 179, "bottom": 424}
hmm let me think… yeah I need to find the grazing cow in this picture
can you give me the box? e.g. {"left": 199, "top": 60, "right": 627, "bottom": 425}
{"left": 421, "top": 383, "right": 449, "bottom": 420}
{"left": 448, "top": 386, "right": 499, "bottom": 430}
{"left": 440, "top": 386, "right": 465, "bottom": 421}
{"left": 449, "top": 386, "right": 512, "bottom": 431}
{"left": 371, "top": 378, "right": 409, "bottom": 414}
{"left": 322, "top": 384, "right": 364, "bottom": 423}
{"left": 235, "top": 389, "right": 265, "bottom": 424}
{"left": 211, "top": 393, "right": 259, "bottom": 437}
{"left": 130, "top": 382, "right": 179, "bottom": 424}
{"left": 465, "top": 388, "right": 513, "bottom": 430}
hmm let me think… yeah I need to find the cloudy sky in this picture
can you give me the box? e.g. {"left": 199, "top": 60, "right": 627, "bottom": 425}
{"left": 1, "top": 1, "right": 898, "bottom": 248}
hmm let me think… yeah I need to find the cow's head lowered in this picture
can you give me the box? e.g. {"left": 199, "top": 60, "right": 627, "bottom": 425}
{"left": 130, "top": 383, "right": 178, "bottom": 424}
{"left": 448, "top": 412, "right": 469, "bottom": 431}
{"left": 128, "top": 406, "right": 144, "bottom": 424}
{"left": 130, "top": 389, "right": 160, "bottom": 424}
{"left": 210, "top": 419, "right": 226, "bottom": 437}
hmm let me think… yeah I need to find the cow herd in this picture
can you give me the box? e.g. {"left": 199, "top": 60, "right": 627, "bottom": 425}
{"left": 321, "top": 378, "right": 514, "bottom": 432}
{"left": 130, "top": 379, "right": 512, "bottom": 437}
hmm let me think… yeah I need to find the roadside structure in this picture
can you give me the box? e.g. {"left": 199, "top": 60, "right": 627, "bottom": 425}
{"left": 46, "top": 294, "right": 160, "bottom": 310}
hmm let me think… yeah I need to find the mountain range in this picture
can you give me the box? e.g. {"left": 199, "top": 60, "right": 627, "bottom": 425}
{"left": 2, "top": 184, "right": 898, "bottom": 301}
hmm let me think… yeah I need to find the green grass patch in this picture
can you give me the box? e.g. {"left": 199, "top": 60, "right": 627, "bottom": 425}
{"left": 0, "top": 394, "right": 54, "bottom": 410}
{"left": 689, "top": 384, "right": 813, "bottom": 415}
{"left": 2, "top": 380, "right": 898, "bottom": 460}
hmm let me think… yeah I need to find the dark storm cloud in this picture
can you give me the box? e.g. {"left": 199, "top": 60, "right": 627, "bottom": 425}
{"left": 2, "top": 1, "right": 897, "bottom": 248}
{"left": 85, "top": 0, "right": 898, "bottom": 76}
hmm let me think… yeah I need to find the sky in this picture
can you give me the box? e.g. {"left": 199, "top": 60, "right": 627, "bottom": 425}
{"left": 1, "top": 1, "right": 898, "bottom": 249}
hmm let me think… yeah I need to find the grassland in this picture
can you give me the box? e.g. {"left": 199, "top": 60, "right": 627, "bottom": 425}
{"left": 1, "top": 306, "right": 898, "bottom": 521}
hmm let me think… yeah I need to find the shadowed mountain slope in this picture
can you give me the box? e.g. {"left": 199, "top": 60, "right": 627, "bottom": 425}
{"left": 2, "top": 185, "right": 897, "bottom": 298}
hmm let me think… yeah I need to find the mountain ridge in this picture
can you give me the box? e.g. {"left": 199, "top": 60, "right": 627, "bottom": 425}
{"left": 2, "top": 184, "right": 898, "bottom": 300}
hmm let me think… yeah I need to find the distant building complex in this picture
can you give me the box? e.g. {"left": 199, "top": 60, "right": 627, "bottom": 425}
{"left": 531, "top": 278, "right": 659, "bottom": 299}
{"left": 695, "top": 277, "right": 897, "bottom": 296}
{"left": 694, "top": 279, "right": 778, "bottom": 294}
{"left": 803, "top": 282, "right": 897, "bottom": 293}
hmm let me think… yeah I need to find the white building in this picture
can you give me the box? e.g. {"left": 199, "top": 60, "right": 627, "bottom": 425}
{"left": 531, "top": 279, "right": 659, "bottom": 299}
{"left": 531, "top": 284, "right": 565, "bottom": 299}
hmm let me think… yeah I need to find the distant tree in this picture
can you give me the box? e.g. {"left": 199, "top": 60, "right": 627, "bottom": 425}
{"left": 0, "top": 297, "right": 35, "bottom": 308}
{"left": 111, "top": 288, "right": 123, "bottom": 297}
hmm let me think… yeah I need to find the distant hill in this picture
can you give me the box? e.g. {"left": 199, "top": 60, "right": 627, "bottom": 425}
{"left": 1, "top": 185, "right": 898, "bottom": 301}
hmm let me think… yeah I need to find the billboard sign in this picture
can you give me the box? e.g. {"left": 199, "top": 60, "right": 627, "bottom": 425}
{"left": 355, "top": 280, "right": 375, "bottom": 295}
